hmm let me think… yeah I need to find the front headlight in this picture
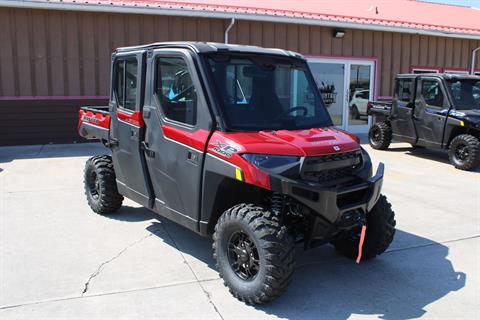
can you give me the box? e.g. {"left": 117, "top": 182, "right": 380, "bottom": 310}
{"left": 242, "top": 154, "right": 300, "bottom": 170}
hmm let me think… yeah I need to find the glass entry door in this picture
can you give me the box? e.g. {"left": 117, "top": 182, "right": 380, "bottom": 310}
{"left": 308, "top": 59, "right": 375, "bottom": 133}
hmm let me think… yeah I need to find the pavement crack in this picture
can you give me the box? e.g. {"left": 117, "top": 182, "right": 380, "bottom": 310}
{"left": 81, "top": 229, "right": 160, "bottom": 296}
{"left": 159, "top": 223, "right": 224, "bottom": 320}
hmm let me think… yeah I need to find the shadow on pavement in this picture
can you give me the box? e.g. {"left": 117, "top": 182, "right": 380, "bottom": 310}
{"left": 101, "top": 205, "right": 158, "bottom": 222}
{"left": 260, "top": 234, "right": 466, "bottom": 320}
{"left": 380, "top": 145, "right": 480, "bottom": 173}
{"left": 143, "top": 218, "right": 465, "bottom": 319}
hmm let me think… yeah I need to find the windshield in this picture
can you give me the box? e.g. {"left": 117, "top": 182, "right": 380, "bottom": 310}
{"left": 206, "top": 54, "right": 333, "bottom": 131}
{"left": 446, "top": 79, "right": 480, "bottom": 110}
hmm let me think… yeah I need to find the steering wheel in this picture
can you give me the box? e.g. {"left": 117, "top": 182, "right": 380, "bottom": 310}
{"left": 169, "top": 85, "right": 195, "bottom": 102}
{"left": 274, "top": 106, "right": 308, "bottom": 120}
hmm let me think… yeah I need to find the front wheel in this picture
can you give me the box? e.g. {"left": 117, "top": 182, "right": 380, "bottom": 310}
{"left": 368, "top": 122, "right": 392, "bottom": 150}
{"left": 84, "top": 155, "right": 123, "bottom": 214}
{"left": 448, "top": 134, "right": 480, "bottom": 171}
{"left": 213, "top": 204, "right": 295, "bottom": 304}
{"left": 333, "top": 195, "right": 396, "bottom": 261}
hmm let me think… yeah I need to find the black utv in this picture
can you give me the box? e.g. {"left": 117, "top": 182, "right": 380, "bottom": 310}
{"left": 78, "top": 42, "right": 396, "bottom": 304}
{"left": 368, "top": 73, "right": 480, "bottom": 170}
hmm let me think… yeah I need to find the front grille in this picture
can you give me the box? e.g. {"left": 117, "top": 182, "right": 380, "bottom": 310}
{"left": 301, "top": 150, "right": 362, "bottom": 183}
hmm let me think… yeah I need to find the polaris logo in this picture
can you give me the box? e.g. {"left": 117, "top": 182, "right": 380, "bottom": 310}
{"left": 82, "top": 115, "right": 100, "bottom": 124}
{"left": 333, "top": 146, "right": 341, "bottom": 151}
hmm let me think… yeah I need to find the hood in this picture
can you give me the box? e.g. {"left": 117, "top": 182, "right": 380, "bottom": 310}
{"left": 450, "top": 109, "right": 480, "bottom": 125}
{"left": 462, "top": 109, "right": 480, "bottom": 121}
{"left": 208, "top": 127, "right": 360, "bottom": 157}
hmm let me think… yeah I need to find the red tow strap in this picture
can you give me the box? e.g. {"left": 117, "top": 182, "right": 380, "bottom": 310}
{"left": 356, "top": 225, "right": 367, "bottom": 264}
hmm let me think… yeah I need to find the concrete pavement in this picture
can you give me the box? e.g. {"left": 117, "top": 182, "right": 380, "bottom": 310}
{"left": 0, "top": 141, "right": 478, "bottom": 319}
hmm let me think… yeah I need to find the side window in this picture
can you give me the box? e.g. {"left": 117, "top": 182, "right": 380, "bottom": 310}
{"left": 114, "top": 59, "right": 138, "bottom": 111}
{"left": 155, "top": 57, "right": 197, "bottom": 126}
{"left": 115, "top": 61, "right": 125, "bottom": 107}
{"left": 125, "top": 60, "right": 138, "bottom": 110}
{"left": 396, "top": 79, "right": 413, "bottom": 103}
{"left": 421, "top": 80, "right": 444, "bottom": 108}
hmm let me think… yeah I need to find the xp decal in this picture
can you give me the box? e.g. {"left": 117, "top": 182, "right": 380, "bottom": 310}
{"left": 211, "top": 141, "right": 239, "bottom": 158}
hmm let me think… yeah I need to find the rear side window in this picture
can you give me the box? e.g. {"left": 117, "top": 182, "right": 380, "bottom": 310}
{"left": 155, "top": 57, "right": 197, "bottom": 126}
{"left": 421, "top": 80, "right": 444, "bottom": 108}
{"left": 396, "top": 79, "right": 413, "bottom": 103}
{"left": 114, "top": 59, "right": 138, "bottom": 111}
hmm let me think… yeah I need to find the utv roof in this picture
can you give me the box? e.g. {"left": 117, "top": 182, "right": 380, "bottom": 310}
{"left": 115, "top": 41, "right": 305, "bottom": 60}
{"left": 397, "top": 73, "right": 480, "bottom": 79}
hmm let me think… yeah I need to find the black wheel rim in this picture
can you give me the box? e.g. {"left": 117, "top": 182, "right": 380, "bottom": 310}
{"left": 87, "top": 171, "right": 100, "bottom": 200}
{"left": 455, "top": 143, "right": 469, "bottom": 162}
{"left": 370, "top": 127, "right": 381, "bottom": 144}
{"left": 227, "top": 231, "right": 260, "bottom": 281}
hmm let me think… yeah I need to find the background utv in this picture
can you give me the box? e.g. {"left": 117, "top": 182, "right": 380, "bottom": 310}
{"left": 78, "top": 42, "right": 396, "bottom": 304}
{"left": 368, "top": 73, "right": 480, "bottom": 171}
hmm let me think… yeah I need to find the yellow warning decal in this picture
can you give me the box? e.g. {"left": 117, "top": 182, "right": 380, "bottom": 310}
{"left": 235, "top": 168, "right": 243, "bottom": 181}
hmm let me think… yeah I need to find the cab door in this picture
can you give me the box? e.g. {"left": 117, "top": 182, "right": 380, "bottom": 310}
{"left": 109, "top": 52, "right": 152, "bottom": 207}
{"left": 390, "top": 78, "right": 417, "bottom": 144}
{"left": 413, "top": 78, "right": 448, "bottom": 148}
{"left": 142, "top": 49, "right": 213, "bottom": 230}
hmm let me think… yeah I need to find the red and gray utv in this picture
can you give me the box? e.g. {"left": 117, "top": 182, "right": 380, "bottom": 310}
{"left": 78, "top": 42, "right": 396, "bottom": 304}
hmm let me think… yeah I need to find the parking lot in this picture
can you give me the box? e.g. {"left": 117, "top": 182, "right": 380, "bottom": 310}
{"left": 0, "top": 140, "right": 478, "bottom": 319}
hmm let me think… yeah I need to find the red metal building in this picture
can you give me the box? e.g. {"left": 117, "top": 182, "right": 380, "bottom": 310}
{"left": 0, "top": 0, "right": 479, "bottom": 145}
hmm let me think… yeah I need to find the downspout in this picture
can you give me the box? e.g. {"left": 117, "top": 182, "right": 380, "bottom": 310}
{"left": 471, "top": 47, "right": 480, "bottom": 75}
{"left": 224, "top": 18, "right": 235, "bottom": 44}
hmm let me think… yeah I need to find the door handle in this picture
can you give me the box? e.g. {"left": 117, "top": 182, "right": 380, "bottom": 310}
{"left": 141, "top": 141, "right": 155, "bottom": 158}
{"left": 143, "top": 109, "right": 151, "bottom": 119}
{"left": 130, "top": 129, "right": 138, "bottom": 140}
{"left": 187, "top": 151, "right": 198, "bottom": 163}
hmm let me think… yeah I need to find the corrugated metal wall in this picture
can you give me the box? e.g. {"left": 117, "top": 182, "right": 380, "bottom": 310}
{"left": 0, "top": 98, "right": 107, "bottom": 146}
{"left": 1, "top": 7, "right": 479, "bottom": 145}
{"left": 1, "top": 7, "right": 479, "bottom": 98}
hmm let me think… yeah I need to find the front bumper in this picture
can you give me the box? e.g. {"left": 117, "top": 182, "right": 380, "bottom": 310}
{"left": 270, "top": 163, "right": 384, "bottom": 247}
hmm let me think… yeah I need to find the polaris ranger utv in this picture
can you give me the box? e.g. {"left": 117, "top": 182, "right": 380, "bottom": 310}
{"left": 78, "top": 42, "right": 396, "bottom": 304}
{"left": 368, "top": 73, "right": 480, "bottom": 171}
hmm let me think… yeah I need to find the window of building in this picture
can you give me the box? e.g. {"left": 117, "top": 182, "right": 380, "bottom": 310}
{"left": 395, "top": 79, "right": 413, "bottom": 103}
{"left": 421, "top": 80, "right": 444, "bottom": 107}
{"left": 114, "top": 59, "right": 138, "bottom": 111}
{"left": 155, "top": 57, "right": 197, "bottom": 126}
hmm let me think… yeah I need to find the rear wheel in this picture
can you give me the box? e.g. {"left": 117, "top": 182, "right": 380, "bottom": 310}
{"left": 368, "top": 122, "right": 392, "bottom": 150}
{"left": 213, "top": 204, "right": 295, "bottom": 304}
{"left": 448, "top": 134, "right": 480, "bottom": 171}
{"left": 84, "top": 155, "right": 123, "bottom": 214}
{"left": 333, "top": 195, "right": 396, "bottom": 261}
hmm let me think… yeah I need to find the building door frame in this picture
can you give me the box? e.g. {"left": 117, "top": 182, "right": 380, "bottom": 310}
{"left": 307, "top": 57, "right": 376, "bottom": 134}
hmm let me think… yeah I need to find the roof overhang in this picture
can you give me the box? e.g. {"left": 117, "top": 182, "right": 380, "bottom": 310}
{"left": 1, "top": 0, "right": 480, "bottom": 40}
